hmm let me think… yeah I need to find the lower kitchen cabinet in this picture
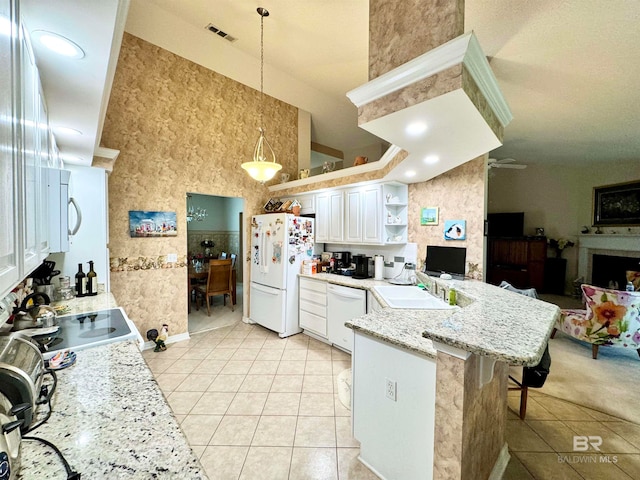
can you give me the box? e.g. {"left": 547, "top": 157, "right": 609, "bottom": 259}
{"left": 299, "top": 277, "right": 328, "bottom": 338}
{"left": 327, "top": 284, "right": 365, "bottom": 353}
{"left": 299, "top": 279, "right": 366, "bottom": 353}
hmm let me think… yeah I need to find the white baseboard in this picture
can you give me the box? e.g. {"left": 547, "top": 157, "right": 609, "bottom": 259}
{"left": 489, "top": 443, "right": 510, "bottom": 480}
{"left": 243, "top": 316, "right": 256, "bottom": 325}
{"left": 142, "top": 331, "right": 191, "bottom": 351}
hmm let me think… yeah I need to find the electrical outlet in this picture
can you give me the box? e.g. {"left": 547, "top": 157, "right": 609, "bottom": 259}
{"left": 167, "top": 253, "right": 177, "bottom": 263}
{"left": 385, "top": 378, "right": 397, "bottom": 401}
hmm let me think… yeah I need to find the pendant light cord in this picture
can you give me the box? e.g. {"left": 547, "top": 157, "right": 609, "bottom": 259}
{"left": 259, "top": 9, "right": 265, "bottom": 132}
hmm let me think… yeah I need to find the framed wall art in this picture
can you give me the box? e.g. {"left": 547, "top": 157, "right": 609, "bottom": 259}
{"left": 593, "top": 180, "right": 640, "bottom": 226}
{"left": 444, "top": 220, "right": 466, "bottom": 240}
{"left": 129, "top": 211, "right": 177, "bottom": 237}
{"left": 421, "top": 207, "right": 439, "bottom": 226}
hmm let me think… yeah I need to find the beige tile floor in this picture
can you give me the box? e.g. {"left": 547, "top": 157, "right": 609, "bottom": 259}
{"left": 144, "top": 320, "right": 640, "bottom": 480}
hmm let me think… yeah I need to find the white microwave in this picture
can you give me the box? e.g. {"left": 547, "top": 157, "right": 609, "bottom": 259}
{"left": 46, "top": 168, "right": 81, "bottom": 253}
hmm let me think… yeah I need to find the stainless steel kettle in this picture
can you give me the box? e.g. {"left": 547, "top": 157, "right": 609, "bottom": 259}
{"left": 11, "top": 293, "right": 56, "bottom": 331}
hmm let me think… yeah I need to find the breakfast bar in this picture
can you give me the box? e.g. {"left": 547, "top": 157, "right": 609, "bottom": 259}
{"left": 344, "top": 272, "right": 560, "bottom": 480}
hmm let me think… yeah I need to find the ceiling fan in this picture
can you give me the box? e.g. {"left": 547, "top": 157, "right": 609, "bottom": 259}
{"left": 488, "top": 158, "right": 527, "bottom": 169}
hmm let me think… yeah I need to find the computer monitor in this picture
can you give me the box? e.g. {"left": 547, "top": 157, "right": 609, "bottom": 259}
{"left": 424, "top": 245, "right": 467, "bottom": 280}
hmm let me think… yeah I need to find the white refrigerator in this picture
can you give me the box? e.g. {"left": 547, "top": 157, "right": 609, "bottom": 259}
{"left": 250, "top": 213, "right": 315, "bottom": 337}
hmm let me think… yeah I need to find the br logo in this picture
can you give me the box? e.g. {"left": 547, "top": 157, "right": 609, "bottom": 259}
{"left": 573, "top": 436, "right": 602, "bottom": 452}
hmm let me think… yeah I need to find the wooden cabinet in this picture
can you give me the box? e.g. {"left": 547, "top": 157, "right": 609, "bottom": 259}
{"left": 344, "top": 189, "right": 362, "bottom": 243}
{"left": 487, "top": 237, "right": 547, "bottom": 290}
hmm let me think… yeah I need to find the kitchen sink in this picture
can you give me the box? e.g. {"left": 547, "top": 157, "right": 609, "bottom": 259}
{"left": 373, "top": 285, "right": 455, "bottom": 310}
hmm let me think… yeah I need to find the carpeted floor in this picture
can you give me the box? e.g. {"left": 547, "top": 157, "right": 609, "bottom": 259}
{"left": 527, "top": 331, "right": 640, "bottom": 425}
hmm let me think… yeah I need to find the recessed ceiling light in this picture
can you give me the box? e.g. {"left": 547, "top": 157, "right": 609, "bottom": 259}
{"left": 54, "top": 126, "right": 83, "bottom": 136}
{"left": 424, "top": 155, "right": 439, "bottom": 164}
{"left": 32, "top": 30, "right": 85, "bottom": 59}
{"left": 405, "top": 170, "right": 416, "bottom": 178}
{"left": 405, "top": 122, "right": 427, "bottom": 136}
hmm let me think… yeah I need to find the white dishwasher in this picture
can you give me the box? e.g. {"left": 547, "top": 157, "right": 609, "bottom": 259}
{"left": 327, "top": 284, "right": 366, "bottom": 353}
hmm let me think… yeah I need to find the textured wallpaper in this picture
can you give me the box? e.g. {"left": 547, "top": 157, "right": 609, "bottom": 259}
{"left": 408, "top": 156, "right": 486, "bottom": 279}
{"left": 369, "top": 0, "right": 464, "bottom": 79}
{"left": 101, "top": 33, "right": 298, "bottom": 336}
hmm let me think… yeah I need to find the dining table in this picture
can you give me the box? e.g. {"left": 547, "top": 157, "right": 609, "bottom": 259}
{"left": 188, "top": 263, "right": 236, "bottom": 313}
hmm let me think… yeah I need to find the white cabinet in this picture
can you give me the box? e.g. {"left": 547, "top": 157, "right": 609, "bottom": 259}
{"left": 299, "top": 277, "right": 328, "bottom": 338}
{"left": 21, "top": 29, "right": 40, "bottom": 274}
{"left": 0, "top": 14, "right": 56, "bottom": 298}
{"left": 382, "top": 183, "right": 409, "bottom": 244}
{"left": 316, "top": 183, "right": 404, "bottom": 246}
{"left": 344, "top": 189, "right": 362, "bottom": 243}
{"left": 362, "top": 185, "right": 383, "bottom": 244}
{"left": 327, "top": 284, "right": 366, "bottom": 353}
{"left": 315, "top": 191, "right": 344, "bottom": 243}
{"left": 278, "top": 193, "right": 315, "bottom": 215}
{"left": 298, "top": 194, "right": 315, "bottom": 215}
{"left": 344, "top": 185, "right": 383, "bottom": 244}
{"left": 0, "top": 0, "right": 20, "bottom": 296}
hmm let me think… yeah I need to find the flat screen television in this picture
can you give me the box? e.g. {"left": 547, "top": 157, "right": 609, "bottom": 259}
{"left": 424, "top": 245, "right": 467, "bottom": 280}
{"left": 486, "top": 212, "right": 524, "bottom": 237}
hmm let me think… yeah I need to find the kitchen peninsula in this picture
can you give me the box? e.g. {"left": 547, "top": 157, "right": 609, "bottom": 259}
{"left": 301, "top": 271, "right": 559, "bottom": 480}
{"left": 17, "top": 294, "right": 207, "bottom": 479}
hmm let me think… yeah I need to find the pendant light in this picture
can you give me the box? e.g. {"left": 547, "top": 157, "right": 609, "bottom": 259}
{"left": 241, "top": 7, "right": 282, "bottom": 183}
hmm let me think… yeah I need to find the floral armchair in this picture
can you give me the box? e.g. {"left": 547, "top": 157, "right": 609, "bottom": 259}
{"left": 552, "top": 284, "right": 640, "bottom": 359}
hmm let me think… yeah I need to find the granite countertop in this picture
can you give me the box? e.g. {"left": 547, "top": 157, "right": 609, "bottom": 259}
{"left": 301, "top": 271, "right": 559, "bottom": 366}
{"left": 18, "top": 298, "right": 207, "bottom": 479}
{"left": 50, "top": 291, "right": 119, "bottom": 315}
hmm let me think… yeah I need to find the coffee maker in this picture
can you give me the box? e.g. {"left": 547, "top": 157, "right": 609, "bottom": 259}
{"left": 332, "top": 252, "right": 351, "bottom": 272}
{"left": 352, "top": 255, "right": 371, "bottom": 279}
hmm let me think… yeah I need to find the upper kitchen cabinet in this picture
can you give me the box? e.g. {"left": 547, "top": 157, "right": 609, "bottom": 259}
{"left": 21, "top": 26, "right": 41, "bottom": 274}
{"left": 0, "top": 0, "right": 20, "bottom": 296}
{"left": 382, "top": 183, "right": 408, "bottom": 244}
{"left": 345, "top": 185, "right": 383, "bottom": 244}
{"left": 0, "top": 4, "right": 55, "bottom": 298}
{"left": 315, "top": 191, "right": 344, "bottom": 243}
{"left": 315, "top": 182, "right": 406, "bottom": 246}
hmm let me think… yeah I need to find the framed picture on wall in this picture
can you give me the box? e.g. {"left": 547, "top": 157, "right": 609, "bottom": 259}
{"left": 129, "top": 211, "right": 178, "bottom": 237}
{"left": 593, "top": 180, "right": 640, "bottom": 226}
{"left": 421, "top": 207, "right": 439, "bottom": 225}
{"left": 444, "top": 220, "right": 466, "bottom": 240}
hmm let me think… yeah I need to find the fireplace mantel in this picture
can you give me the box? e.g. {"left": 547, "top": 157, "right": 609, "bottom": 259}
{"left": 578, "top": 234, "right": 640, "bottom": 283}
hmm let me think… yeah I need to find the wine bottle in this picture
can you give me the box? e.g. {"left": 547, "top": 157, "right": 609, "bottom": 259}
{"left": 87, "top": 261, "right": 98, "bottom": 296}
{"left": 75, "top": 263, "right": 86, "bottom": 297}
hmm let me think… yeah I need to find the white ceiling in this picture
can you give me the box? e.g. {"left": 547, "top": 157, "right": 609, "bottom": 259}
{"left": 20, "top": 0, "right": 640, "bottom": 169}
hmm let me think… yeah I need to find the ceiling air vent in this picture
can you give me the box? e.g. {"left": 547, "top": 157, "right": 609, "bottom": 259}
{"left": 205, "top": 23, "right": 237, "bottom": 43}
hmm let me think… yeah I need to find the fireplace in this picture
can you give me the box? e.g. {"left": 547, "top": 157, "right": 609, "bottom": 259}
{"left": 592, "top": 254, "right": 640, "bottom": 289}
{"left": 578, "top": 234, "right": 640, "bottom": 288}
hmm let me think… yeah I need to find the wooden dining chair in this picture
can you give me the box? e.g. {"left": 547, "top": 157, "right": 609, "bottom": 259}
{"left": 219, "top": 252, "right": 228, "bottom": 259}
{"left": 196, "top": 259, "right": 234, "bottom": 316}
{"left": 229, "top": 253, "right": 237, "bottom": 268}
